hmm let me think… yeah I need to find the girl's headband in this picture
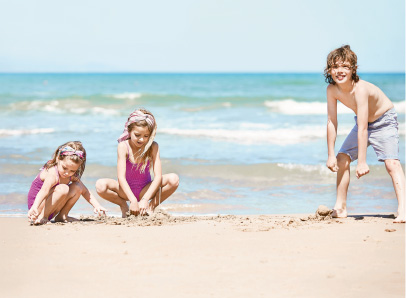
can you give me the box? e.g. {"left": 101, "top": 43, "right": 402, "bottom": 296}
{"left": 59, "top": 146, "right": 85, "bottom": 159}
{"left": 117, "top": 110, "right": 155, "bottom": 143}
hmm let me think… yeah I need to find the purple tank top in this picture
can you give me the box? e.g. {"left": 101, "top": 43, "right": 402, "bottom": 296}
{"left": 27, "top": 166, "right": 60, "bottom": 209}
{"left": 125, "top": 141, "right": 152, "bottom": 198}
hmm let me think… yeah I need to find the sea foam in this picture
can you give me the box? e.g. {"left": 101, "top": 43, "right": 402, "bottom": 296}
{"left": 264, "top": 99, "right": 406, "bottom": 115}
{"left": 112, "top": 93, "right": 142, "bottom": 100}
{"left": 159, "top": 126, "right": 351, "bottom": 145}
{"left": 0, "top": 128, "right": 55, "bottom": 136}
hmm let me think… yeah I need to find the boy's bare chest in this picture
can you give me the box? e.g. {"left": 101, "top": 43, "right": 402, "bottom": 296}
{"left": 337, "top": 92, "right": 357, "bottom": 111}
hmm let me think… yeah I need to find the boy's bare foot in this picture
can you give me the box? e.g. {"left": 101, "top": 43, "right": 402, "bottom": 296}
{"left": 394, "top": 210, "right": 405, "bottom": 223}
{"left": 332, "top": 208, "right": 347, "bottom": 218}
{"left": 120, "top": 203, "right": 129, "bottom": 218}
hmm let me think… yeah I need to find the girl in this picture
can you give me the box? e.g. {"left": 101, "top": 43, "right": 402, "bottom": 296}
{"left": 96, "top": 108, "right": 179, "bottom": 217}
{"left": 28, "top": 141, "right": 107, "bottom": 225}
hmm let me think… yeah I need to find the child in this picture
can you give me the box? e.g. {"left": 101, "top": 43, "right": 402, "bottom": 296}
{"left": 28, "top": 141, "right": 107, "bottom": 225}
{"left": 324, "top": 45, "right": 405, "bottom": 223}
{"left": 96, "top": 108, "right": 179, "bottom": 217}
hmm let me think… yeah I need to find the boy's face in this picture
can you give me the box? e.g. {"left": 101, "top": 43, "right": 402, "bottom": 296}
{"left": 330, "top": 60, "right": 352, "bottom": 84}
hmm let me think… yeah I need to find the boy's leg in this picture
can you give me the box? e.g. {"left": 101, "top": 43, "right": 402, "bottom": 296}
{"left": 384, "top": 159, "right": 405, "bottom": 223}
{"left": 333, "top": 153, "right": 351, "bottom": 218}
{"left": 368, "top": 109, "right": 404, "bottom": 223}
{"left": 96, "top": 178, "right": 129, "bottom": 217}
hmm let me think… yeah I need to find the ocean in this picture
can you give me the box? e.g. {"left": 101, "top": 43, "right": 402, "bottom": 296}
{"left": 0, "top": 73, "right": 404, "bottom": 217}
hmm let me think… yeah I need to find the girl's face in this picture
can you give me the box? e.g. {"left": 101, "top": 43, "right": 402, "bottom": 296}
{"left": 129, "top": 125, "right": 150, "bottom": 148}
{"left": 57, "top": 159, "right": 80, "bottom": 179}
{"left": 330, "top": 60, "right": 353, "bottom": 84}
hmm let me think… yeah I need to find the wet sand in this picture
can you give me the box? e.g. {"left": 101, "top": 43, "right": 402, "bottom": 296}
{"left": 0, "top": 210, "right": 404, "bottom": 298}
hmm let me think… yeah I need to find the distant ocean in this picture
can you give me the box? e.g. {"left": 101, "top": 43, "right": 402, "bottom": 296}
{"left": 0, "top": 73, "right": 404, "bottom": 217}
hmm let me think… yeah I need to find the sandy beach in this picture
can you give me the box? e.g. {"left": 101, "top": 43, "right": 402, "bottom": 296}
{"left": 0, "top": 210, "right": 404, "bottom": 298}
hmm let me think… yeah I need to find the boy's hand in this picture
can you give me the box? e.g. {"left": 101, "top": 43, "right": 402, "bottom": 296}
{"left": 326, "top": 156, "right": 339, "bottom": 172}
{"left": 129, "top": 200, "right": 140, "bottom": 216}
{"left": 356, "top": 163, "right": 369, "bottom": 179}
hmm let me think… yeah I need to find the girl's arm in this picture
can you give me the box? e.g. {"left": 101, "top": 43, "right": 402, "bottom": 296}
{"left": 117, "top": 142, "right": 140, "bottom": 215}
{"left": 77, "top": 180, "right": 107, "bottom": 215}
{"left": 28, "top": 170, "right": 58, "bottom": 220}
{"left": 139, "top": 142, "right": 162, "bottom": 213}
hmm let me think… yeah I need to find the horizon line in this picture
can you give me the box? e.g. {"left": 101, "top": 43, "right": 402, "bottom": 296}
{"left": 0, "top": 71, "right": 404, "bottom": 75}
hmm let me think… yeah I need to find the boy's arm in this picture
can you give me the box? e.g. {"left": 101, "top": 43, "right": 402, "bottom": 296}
{"left": 326, "top": 85, "right": 339, "bottom": 172}
{"left": 355, "top": 88, "right": 370, "bottom": 178}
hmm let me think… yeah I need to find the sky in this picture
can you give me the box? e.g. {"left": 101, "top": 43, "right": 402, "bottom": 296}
{"left": 0, "top": 0, "right": 404, "bottom": 73}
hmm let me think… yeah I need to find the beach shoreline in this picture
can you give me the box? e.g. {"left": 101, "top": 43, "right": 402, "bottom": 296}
{"left": 1, "top": 212, "right": 404, "bottom": 298}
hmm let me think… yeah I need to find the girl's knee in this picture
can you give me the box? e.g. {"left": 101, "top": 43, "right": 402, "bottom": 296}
{"left": 70, "top": 182, "right": 84, "bottom": 196}
{"left": 168, "top": 173, "right": 180, "bottom": 187}
{"left": 55, "top": 184, "right": 69, "bottom": 196}
{"left": 95, "top": 179, "right": 108, "bottom": 194}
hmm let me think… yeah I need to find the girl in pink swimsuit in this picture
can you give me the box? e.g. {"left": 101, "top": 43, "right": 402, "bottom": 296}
{"left": 96, "top": 109, "right": 179, "bottom": 217}
{"left": 27, "top": 141, "right": 107, "bottom": 225}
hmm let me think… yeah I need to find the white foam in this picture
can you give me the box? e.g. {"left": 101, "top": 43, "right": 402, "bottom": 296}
{"left": 394, "top": 101, "right": 405, "bottom": 114}
{"left": 91, "top": 107, "right": 120, "bottom": 116}
{"left": 0, "top": 128, "right": 55, "bottom": 136}
{"left": 112, "top": 93, "right": 142, "bottom": 100}
{"left": 264, "top": 99, "right": 353, "bottom": 115}
{"left": 159, "top": 126, "right": 351, "bottom": 145}
{"left": 277, "top": 163, "right": 332, "bottom": 174}
{"left": 265, "top": 99, "right": 406, "bottom": 115}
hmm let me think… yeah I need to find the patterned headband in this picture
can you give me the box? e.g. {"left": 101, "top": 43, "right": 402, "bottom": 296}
{"left": 117, "top": 110, "right": 155, "bottom": 143}
{"left": 59, "top": 146, "right": 85, "bottom": 159}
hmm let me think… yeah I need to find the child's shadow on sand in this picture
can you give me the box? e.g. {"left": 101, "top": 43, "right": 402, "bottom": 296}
{"left": 349, "top": 214, "right": 396, "bottom": 221}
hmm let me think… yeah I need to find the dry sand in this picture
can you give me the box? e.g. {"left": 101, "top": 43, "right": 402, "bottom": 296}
{"left": 0, "top": 208, "right": 404, "bottom": 298}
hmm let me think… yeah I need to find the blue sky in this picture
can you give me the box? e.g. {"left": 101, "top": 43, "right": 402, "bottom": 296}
{"left": 0, "top": 0, "right": 404, "bottom": 72}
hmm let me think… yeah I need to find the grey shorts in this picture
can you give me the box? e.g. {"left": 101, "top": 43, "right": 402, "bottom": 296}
{"left": 338, "top": 108, "right": 399, "bottom": 162}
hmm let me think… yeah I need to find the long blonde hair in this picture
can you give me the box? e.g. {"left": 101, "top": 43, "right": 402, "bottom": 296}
{"left": 124, "top": 109, "right": 157, "bottom": 173}
{"left": 43, "top": 141, "right": 86, "bottom": 178}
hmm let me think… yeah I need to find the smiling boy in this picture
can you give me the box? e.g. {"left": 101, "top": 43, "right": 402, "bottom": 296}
{"left": 324, "top": 45, "right": 405, "bottom": 223}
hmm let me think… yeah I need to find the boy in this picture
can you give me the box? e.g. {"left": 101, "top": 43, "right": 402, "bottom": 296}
{"left": 324, "top": 45, "right": 405, "bottom": 223}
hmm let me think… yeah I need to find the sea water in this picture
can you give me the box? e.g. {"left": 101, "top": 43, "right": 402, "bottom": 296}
{"left": 0, "top": 73, "right": 404, "bottom": 216}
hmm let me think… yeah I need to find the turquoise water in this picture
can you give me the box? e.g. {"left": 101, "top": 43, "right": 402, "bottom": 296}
{"left": 0, "top": 73, "right": 404, "bottom": 216}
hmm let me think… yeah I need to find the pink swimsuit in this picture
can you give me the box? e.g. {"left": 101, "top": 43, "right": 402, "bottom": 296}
{"left": 27, "top": 165, "right": 68, "bottom": 220}
{"left": 125, "top": 141, "right": 152, "bottom": 201}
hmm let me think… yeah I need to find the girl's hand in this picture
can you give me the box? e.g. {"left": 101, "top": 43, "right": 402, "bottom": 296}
{"left": 129, "top": 200, "right": 140, "bottom": 216}
{"left": 139, "top": 198, "right": 149, "bottom": 216}
{"left": 93, "top": 206, "right": 107, "bottom": 217}
{"left": 28, "top": 207, "right": 39, "bottom": 221}
{"left": 28, "top": 206, "right": 39, "bottom": 218}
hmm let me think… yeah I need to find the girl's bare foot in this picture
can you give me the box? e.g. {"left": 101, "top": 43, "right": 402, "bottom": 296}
{"left": 332, "top": 208, "right": 347, "bottom": 218}
{"left": 54, "top": 214, "right": 78, "bottom": 223}
{"left": 120, "top": 202, "right": 129, "bottom": 218}
{"left": 34, "top": 217, "right": 49, "bottom": 225}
